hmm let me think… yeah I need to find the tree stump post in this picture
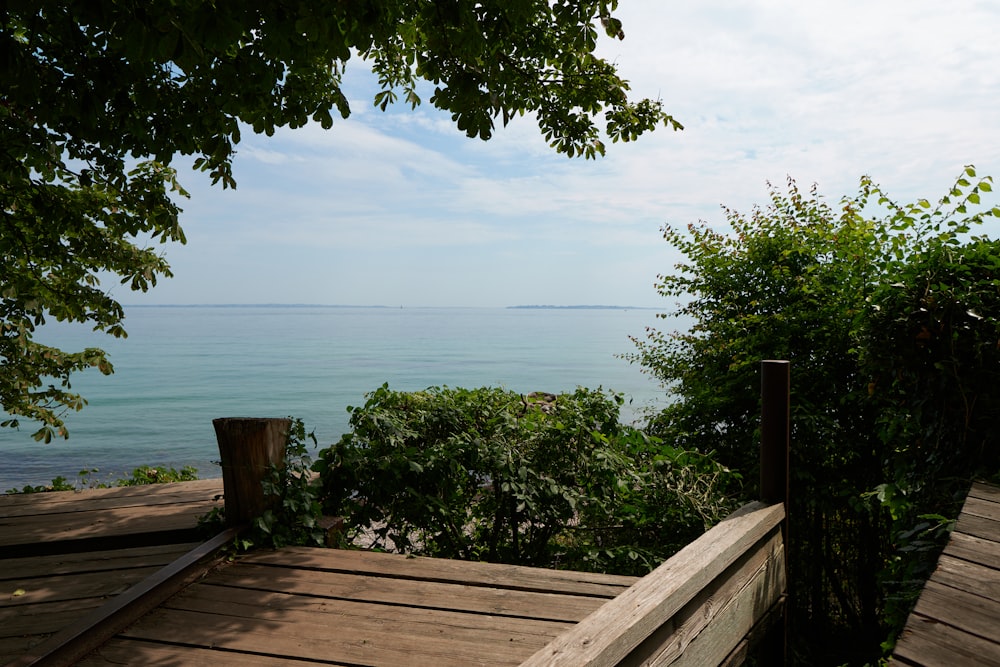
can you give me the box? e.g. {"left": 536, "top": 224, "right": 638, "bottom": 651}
{"left": 213, "top": 417, "right": 291, "bottom": 526}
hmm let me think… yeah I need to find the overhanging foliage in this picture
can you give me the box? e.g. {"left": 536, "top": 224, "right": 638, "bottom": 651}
{"left": 1, "top": 0, "right": 680, "bottom": 440}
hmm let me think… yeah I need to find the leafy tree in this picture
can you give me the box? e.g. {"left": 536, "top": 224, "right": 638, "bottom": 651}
{"left": 627, "top": 168, "right": 999, "bottom": 664}
{"left": 1, "top": 1, "right": 681, "bottom": 440}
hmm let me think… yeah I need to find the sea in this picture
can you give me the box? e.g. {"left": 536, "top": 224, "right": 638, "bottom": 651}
{"left": 0, "top": 305, "right": 672, "bottom": 491}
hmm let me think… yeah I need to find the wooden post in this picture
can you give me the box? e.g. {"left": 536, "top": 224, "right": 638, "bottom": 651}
{"left": 760, "top": 360, "right": 790, "bottom": 505}
{"left": 213, "top": 417, "right": 290, "bottom": 526}
{"left": 760, "top": 360, "right": 790, "bottom": 666}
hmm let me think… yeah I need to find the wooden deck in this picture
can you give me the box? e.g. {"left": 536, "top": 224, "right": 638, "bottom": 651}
{"left": 78, "top": 547, "right": 635, "bottom": 666}
{"left": 1, "top": 479, "right": 225, "bottom": 664}
{"left": 0, "top": 478, "right": 224, "bottom": 558}
{"left": 0, "top": 480, "right": 637, "bottom": 666}
{"left": 892, "top": 482, "right": 1000, "bottom": 666}
{"left": 0, "top": 477, "right": 788, "bottom": 667}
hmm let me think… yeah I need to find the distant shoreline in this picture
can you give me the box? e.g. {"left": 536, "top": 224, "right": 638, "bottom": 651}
{"left": 122, "top": 303, "right": 658, "bottom": 310}
{"left": 507, "top": 305, "right": 650, "bottom": 310}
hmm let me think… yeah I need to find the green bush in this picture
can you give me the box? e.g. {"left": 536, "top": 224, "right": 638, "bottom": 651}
{"left": 627, "top": 167, "right": 1000, "bottom": 664}
{"left": 314, "top": 384, "right": 739, "bottom": 575}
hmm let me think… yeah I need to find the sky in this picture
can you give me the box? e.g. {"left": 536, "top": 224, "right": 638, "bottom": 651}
{"left": 127, "top": 0, "right": 1000, "bottom": 309}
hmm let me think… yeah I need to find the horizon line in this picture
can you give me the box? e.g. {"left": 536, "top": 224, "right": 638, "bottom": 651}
{"left": 121, "top": 303, "right": 660, "bottom": 310}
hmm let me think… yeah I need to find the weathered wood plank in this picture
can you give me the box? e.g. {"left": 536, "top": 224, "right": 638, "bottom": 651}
{"left": 520, "top": 501, "right": 785, "bottom": 667}
{"left": 0, "top": 500, "right": 218, "bottom": 545}
{"left": 78, "top": 638, "right": 304, "bottom": 666}
{"left": 0, "top": 542, "right": 197, "bottom": 663}
{"left": 968, "top": 482, "right": 1000, "bottom": 504}
{"left": 942, "top": 530, "right": 1000, "bottom": 570}
{"left": 1, "top": 636, "right": 41, "bottom": 666}
{"left": 0, "top": 480, "right": 223, "bottom": 557}
{"left": 0, "top": 567, "right": 164, "bottom": 608}
{"left": 619, "top": 529, "right": 784, "bottom": 667}
{"left": 0, "top": 543, "right": 197, "bottom": 580}
{"left": 171, "top": 581, "right": 573, "bottom": 639}
{"left": 242, "top": 547, "right": 637, "bottom": 596}
{"left": 893, "top": 610, "right": 1000, "bottom": 666}
{"left": 209, "top": 562, "right": 608, "bottom": 622}
{"left": 909, "top": 579, "right": 1000, "bottom": 645}
{"left": 0, "top": 479, "right": 223, "bottom": 514}
{"left": 120, "top": 606, "right": 536, "bottom": 667}
{"left": 718, "top": 595, "right": 785, "bottom": 667}
{"left": 152, "top": 584, "right": 564, "bottom": 655}
{"left": 666, "top": 544, "right": 783, "bottom": 667}
{"left": 893, "top": 482, "right": 1000, "bottom": 665}
{"left": 931, "top": 554, "right": 1000, "bottom": 605}
{"left": 0, "top": 598, "right": 109, "bottom": 639}
{"left": 959, "top": 494, "right": 1000, "bottom": 524}
{"left": 953, "top": 510, "right": 1000, "bottom": 545}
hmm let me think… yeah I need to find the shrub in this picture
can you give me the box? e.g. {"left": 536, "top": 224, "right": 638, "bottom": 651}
{"left": 626, "top": 167, "right": 1000, "bottom": 664}
{"left": 313, "top": 384, "right": 739, "bottom": 575}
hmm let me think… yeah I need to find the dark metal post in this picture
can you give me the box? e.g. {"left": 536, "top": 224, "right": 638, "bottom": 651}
{"left": 760, "top": 360, "right": 790, "bottom": 505}
{"left": 760, "top": 360, "right": 790, "bottom": 665}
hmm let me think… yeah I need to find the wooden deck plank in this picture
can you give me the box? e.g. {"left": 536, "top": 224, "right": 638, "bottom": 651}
{"left": 0, "top": 597, "right": 112, "bottom": 638}
{"left": 119, "top": 606, "right": 540, "bottom": 667}
{"left": 0, "top": 479, "right": 223, "bottom": 515}
{"left": 968, "top": 482, "right": 1000, "bottom": 504}
{"left": 242, "top": 547, "right": 637, "bottom": 596}
{"left": 931, "top": 554, "right": 1000, "bottom": 605}
{"left": 893, "top": 482, "right": 1000, "bottom": 664}
{"left": 894, "top": 611, "right": 1000, "bottom": 666}
{"left": 209, "top": 561, "right": 610, "bottom": 622}
{"left": 78, "top": 638, "right": 311, "bottom": 666}
{"left": 6, "top": 528, "right": 240, "bottom": 667}
{"left": 0, "top": 542, "right": 197, "bottom": 580}
{"left": 171, "top": 581, "right": 574, "bottom": 638}
{"left": 942, "top": 530, "right": 1000, "bottom": 570}
{"left": 150, "top": 589, "right": 563, "bottom": 654}
{"left": 0, "top": 500, "right": 219, "bottom": 546}
{"left": 962, "top": 494, "right": 1000, "bottom": 522}
{"left": 0, "top": 480, "right": 224, "bottom": 558}
{"left": 909, "top": 579, "right": 1000, "bottom": 644}
{"left": 0, "top": 566, "right": 165, "bottom": 608}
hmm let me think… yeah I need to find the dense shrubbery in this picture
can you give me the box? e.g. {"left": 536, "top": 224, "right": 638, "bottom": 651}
{"left": 314, "top": 384, "right": 740, "bottom": 575}
{"left": 627, "top": 167, "right": 1000, "bottom": 664}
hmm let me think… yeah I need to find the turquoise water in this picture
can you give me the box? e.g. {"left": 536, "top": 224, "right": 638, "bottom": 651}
{"left": 1, "top": 306, "right": 669, "bottom": 490}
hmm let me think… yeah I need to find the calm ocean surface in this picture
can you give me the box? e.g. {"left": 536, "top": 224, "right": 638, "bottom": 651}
{"left": 1, "top": 306, "right": 670, "bottom": 490}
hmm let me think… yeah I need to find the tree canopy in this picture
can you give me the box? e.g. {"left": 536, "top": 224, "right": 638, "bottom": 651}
{"left": 1, "top": 0, "right": 681, "bottom": 440}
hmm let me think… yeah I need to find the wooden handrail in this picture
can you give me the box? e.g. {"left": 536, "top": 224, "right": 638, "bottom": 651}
{"left": 520, "top": 501, "right": 786, "bottom": 666}
{"left": 522, "top": 359, "right": 792, "bottom": 666}
{"left": 8, "top": 526, "right": 244, "bottom": 667}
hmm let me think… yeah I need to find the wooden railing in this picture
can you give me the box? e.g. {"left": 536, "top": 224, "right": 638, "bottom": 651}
{"left": 522, "top": 360, "right": 791, "bottom": 667}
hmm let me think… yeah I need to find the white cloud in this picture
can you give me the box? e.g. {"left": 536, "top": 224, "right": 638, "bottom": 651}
{"left": 143, "top": 0, "right": 1000, "bottom": 309}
